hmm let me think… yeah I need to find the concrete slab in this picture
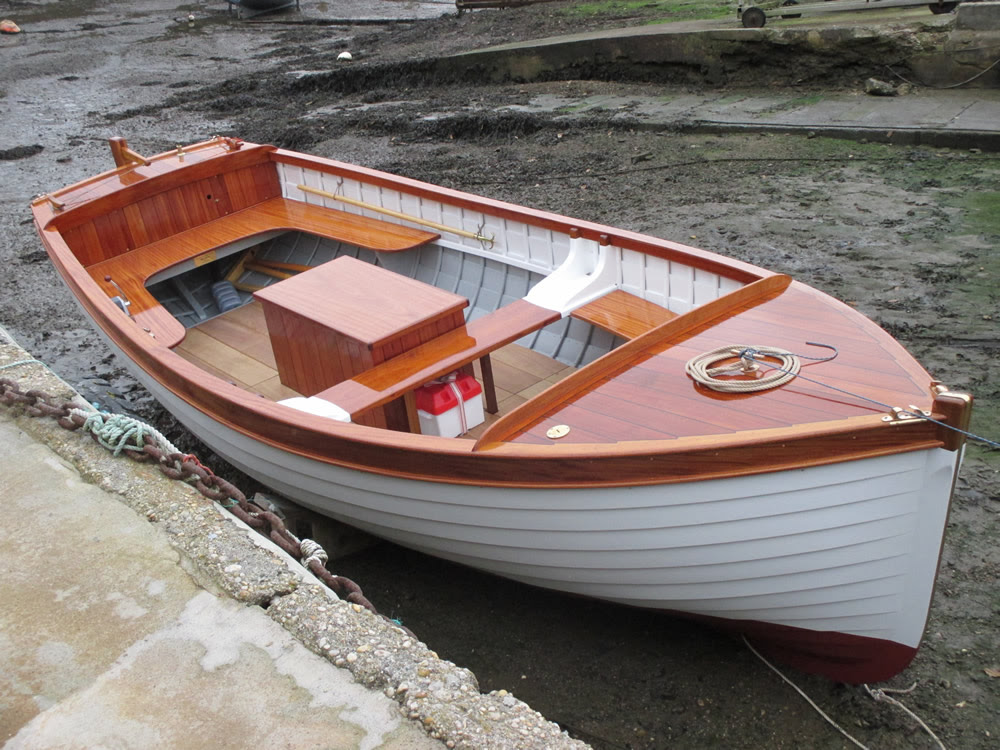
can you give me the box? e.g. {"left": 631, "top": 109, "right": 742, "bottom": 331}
{"left": 0, "top": 418, "right": 442, "bottom": 749}
{"left": 0, "top": 332, "right": 588, "bottom": 750}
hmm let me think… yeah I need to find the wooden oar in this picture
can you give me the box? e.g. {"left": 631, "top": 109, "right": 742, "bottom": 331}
{"left": 245, "top": 261, "right": 295, "bottom": 280}
{"left": 252, "top": 259, "right": 317, "bottom": 274}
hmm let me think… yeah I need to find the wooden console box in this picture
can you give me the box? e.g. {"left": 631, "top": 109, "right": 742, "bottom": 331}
{"left": 254, "top": 255, "right": 468, "bottom": 429}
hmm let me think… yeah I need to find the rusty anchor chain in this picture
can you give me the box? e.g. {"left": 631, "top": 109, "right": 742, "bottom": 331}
{"left": 0, "top": 375, "right": 408, "bottom": 634}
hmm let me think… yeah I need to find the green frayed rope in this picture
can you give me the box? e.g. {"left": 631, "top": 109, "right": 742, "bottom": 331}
{"left": 0, "top": 359, "right": 43, "bottom": 371}
{"left": 81, "top": 411, "right": 179, "bottom": 457}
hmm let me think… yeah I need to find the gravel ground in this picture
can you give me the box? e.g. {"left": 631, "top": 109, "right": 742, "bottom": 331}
{"left": 1, "top": 1, "right": 997, "bottom": 748}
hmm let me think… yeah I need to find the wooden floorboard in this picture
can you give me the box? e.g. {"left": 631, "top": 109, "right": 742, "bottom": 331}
{"left": 172, "top": 302, "right": 571, "bottom": 434}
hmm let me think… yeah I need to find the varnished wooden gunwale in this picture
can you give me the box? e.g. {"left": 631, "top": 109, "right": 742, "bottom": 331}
{"left": 32, "top": 139, "right": 954, "bottom": 489}
{"left": 271, "top": 150, "right": 771, "bottom": 284}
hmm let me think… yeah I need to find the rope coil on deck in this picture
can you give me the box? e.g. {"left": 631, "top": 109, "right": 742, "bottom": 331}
{"left": 686, "top": 345, "right": 801, "bottom": 393}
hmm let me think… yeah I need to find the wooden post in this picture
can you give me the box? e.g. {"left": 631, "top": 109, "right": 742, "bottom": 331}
{"left": 932, "top": 390, "right": 973, "bottom": 451}
{"left": 108, "top": 137, "right": 151, "bottom": 168}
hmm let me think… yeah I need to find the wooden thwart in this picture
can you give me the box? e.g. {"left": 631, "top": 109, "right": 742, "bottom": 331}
{"left": 317, "top": 299, "right": 560, "bottom": 429}
{"left": 571, "top": 289, "right": 678, "bottom": 340}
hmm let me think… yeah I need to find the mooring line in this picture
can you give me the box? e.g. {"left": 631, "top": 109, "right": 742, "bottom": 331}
{"left": 736, "top": 348, "right": 999, "bottom": 449}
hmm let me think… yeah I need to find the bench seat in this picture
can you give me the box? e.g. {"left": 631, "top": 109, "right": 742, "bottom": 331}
{"left": 85, "top": 196, "right": 440, "bottom": 346}
{"left": 570, "top": 289, "right": 677, "bottom": 339}
{"left": 317, "top": 299, "right": 560, "bottom": 430}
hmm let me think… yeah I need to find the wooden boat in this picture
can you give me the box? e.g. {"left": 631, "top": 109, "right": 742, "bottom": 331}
{"left": 32, "top": 136, "right": 972, "bottom": 683}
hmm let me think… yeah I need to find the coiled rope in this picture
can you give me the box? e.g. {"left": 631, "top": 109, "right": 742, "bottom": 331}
{"left": 686, "top": 342, "right": 839, "bottom": 394}
{"left": 79, "top": 409, "right": 180, "bottom": 456}
{"left": 686, "top": 345, "right": 800, "bottom": 393}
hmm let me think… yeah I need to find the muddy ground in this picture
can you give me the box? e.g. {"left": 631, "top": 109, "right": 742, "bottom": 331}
{"left": 1, "top": 1, "right": 998, "bottom": 748}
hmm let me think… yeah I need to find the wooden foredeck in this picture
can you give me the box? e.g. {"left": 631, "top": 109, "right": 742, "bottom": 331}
{"left": 494, "top": 280, "right": 933, "bottom": 446}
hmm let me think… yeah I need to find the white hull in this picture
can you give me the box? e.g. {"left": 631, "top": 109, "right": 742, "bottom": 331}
{"left": 124, "top": 350, "right": 956, "bottom": 651}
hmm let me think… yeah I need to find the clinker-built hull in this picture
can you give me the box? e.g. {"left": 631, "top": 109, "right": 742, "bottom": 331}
{"left": 32, "top": 136, "right": 972, "bottom": 682}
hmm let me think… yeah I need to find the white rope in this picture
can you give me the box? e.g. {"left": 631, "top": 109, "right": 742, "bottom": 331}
{"left": 742, "top": 635, "right": 870, "bottom": 749}
{"left": 744, "top": 636, "right": 949, "bottom": 750}
{"left": 686, "top": 345, "right": 800, "bottom": 393}
{"left": 300, "top": 538, "right": 329, "bottom": 569}
{"left": 863, "top": 684, "right": 948, "bottom": 750}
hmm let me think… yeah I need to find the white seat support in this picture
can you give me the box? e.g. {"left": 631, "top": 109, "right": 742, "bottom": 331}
{"left": 524, "top": 229, "right": 618, "bottom": 316}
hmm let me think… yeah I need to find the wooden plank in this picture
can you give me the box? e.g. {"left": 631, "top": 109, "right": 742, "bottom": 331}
{"left": 527, "top": 402, "right": 678, "bottom": 443}
{"left": 571, "top": 289, "right": 678, "bottom": 339}
{"left": 174, "top": 328, "right": 276, "bottom": 387}
{"left": 489, "top": 358, "right": 543, "bottom": 395}
{"left": 254, "top": 375, "right": 301, "bottom": 402}
{"left": 491, "top": 343, "right": 568, "bottom": 380}
{"left": 195, "top": 304, "right": 279, "bottom": 369}
{"left": 254, "top": 198, "right": 440, "bottom": 253}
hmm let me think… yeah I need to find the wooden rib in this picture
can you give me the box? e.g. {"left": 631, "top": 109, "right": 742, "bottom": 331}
{"left": 570, "top": 289, "right": 678, "bottom": 339}
{"left": 245, "top": 261, "right": 295, "bottom": 280}
{"left": 250, "top": 258, "right": 317, "bottom": 274}
{"left": 472, "top": 274, "right": 792, "bottom": 450}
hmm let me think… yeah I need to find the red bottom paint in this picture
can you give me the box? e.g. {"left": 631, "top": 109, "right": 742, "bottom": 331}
{"left": 698, "top": 614, "right": 920, "bottom": 683}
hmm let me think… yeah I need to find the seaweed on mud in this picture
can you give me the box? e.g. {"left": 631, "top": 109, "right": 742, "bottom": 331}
{"left": 0, "top": 144, "right": 44, "bottom": 161}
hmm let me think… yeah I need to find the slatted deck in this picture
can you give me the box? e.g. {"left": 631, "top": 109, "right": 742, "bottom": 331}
{"left": 172, "top": 301, "right": 572, "bottom": 437}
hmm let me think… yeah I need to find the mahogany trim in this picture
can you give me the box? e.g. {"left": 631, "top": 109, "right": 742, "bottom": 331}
{"left": 31, "top": 141, "right": 961, "bottom": 490}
